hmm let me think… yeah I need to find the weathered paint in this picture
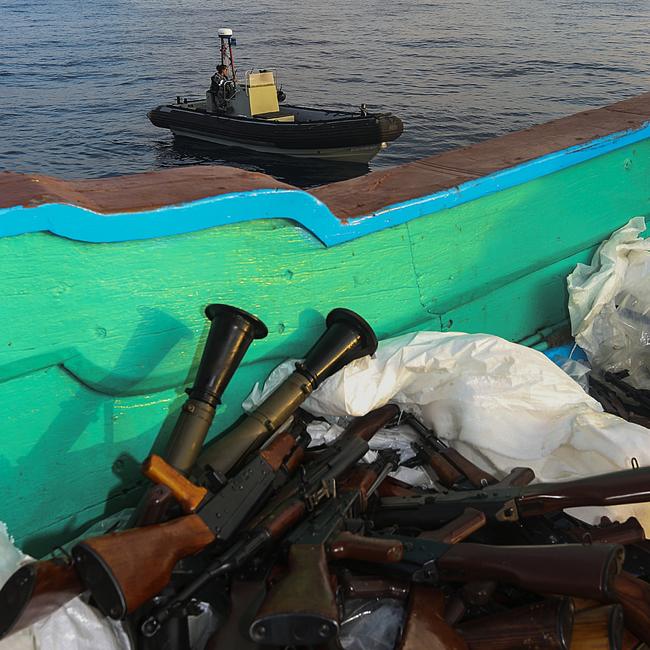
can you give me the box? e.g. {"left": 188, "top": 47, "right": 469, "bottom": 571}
{"left": 1, "top": 119, "right": 649, "bottom": 246}
{"left": 1, "top": 124, "right": 649, "bottom": 557}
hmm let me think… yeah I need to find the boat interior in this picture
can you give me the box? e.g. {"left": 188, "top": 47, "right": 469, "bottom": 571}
{"left": 171, "top": 70, "right": 368, "bottom": 123}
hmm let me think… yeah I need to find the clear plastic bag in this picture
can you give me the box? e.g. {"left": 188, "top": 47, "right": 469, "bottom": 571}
{"left": 568, "top": 217, "right": 650, "bottom": 389}
{"left": 339, "top": 598, "right": 405, "bottom": 650}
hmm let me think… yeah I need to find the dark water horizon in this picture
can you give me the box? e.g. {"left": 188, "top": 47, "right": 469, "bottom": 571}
{"left": 1, "top": 0, "right": 649, "bottom": 188}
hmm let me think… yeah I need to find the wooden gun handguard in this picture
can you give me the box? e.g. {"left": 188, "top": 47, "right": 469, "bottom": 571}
{"left": 428, "top": 452, "right": 465, "bottom": 487}
{"left": 611, "top": 572, "right": 650, "bottom": 644}
{"left": 398, "top": 586, "right": 467, "bottom": 650}
{"left": 418, "top": 508, "right": 486, "bottom": 543}
{"left": 570, "top": 604, "right": 623, "bottom": 650}
{"left": 249, "top": 544, "right": 338, "bottom": 646}
{"left": 437, "top": 543, "right": 624, "bottom": 601}
{"left": 328, "top": 531, "right": 403, "bottom": 563}
{"left": 441, "top": 448, "right": 497, "bottom": 487}
{"left": 72, "top": 513, "right": 215, "bottom": 619}
{"left": 457, "top": 598, "right": 574, "bottom": 650}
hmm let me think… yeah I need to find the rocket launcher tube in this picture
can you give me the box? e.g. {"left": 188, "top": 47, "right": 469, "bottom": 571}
{"left": 164, "top": 303, "right": 268, "bottom": 473}
{"left": 132, "top": 303, "right": 267, "bottom": 528}
{"left": 195, "top": 308, "right": 378, "bottom": 477}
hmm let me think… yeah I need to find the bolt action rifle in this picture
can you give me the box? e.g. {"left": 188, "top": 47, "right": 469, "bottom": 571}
{"left": 370, "top": 466, "right": 650, "bottom": 529}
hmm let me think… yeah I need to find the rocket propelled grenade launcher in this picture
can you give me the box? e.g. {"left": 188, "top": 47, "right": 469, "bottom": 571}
{"left": 164, "top": 303, "right": 268, "bottom": 473}
{"left": 133, "top": 303, "right": 267, "bottom": 526}
{"left": 195, "top": 307, "right": 378, "bottom": 478}
{"left": 0, "top": 302, "right": 268, "bottom": 638}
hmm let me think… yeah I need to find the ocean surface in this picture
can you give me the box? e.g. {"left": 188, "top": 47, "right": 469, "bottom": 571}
{"left": 1, "top": 0, "right": 649, "bottom": 187}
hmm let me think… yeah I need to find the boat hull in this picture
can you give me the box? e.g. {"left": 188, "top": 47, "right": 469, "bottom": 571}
{"left": 149, "top": 104, "right": 403, "bottom": 162}
{"left": 2, "top": 93, "right": 650, "bottom": 555}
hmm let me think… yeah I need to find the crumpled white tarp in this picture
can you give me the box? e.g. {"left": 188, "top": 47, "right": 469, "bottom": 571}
{"left": 0, "top": 524, "right": 130, "bottom": 650}
{"left": 245, "top": 331, "right": 650, "bottom": 532}
{"left": 568, "top": 217, "right": 650, "bottom": 388}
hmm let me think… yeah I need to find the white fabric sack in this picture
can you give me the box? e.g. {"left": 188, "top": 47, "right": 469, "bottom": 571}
{"left": 245, "top": 331, "right": 650, "bottom": 532}
{"left": 568, "top": 217, "right": 650, "bottom": 388}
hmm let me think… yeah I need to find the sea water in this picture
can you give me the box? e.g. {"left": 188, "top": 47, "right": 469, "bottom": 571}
{"left": 1, "top": 0, "right": 648, "bottom": 186}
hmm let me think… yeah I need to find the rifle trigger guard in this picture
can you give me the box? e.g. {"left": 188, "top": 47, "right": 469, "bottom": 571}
{"left": 411, "top": 560, "right": 439, "bottom": 584}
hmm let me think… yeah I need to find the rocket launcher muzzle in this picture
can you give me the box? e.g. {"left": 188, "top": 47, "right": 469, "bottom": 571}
{"left": 164, "top": 303, "right": 267, "bottom": 473}
{"left": 195, "top": 307, "right": 378, "bottom": 478}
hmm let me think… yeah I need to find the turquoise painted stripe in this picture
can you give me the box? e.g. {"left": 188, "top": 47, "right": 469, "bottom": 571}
{"left": 2, "top": 119, "right": 649, "bottom": 247}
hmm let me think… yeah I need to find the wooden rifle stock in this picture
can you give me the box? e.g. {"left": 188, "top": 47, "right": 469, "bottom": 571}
{"left": 328, "top": 531, "right": 403, "bottom": 563}
{"left": 457, "top": 598, "right": 574, "bottom": 650}
{"left": 0, "top": 558, "right": 82, "bottom": 639}
{"left": 397, "top": 586, "right": 467, "bottom": 650}
{"left": 570, "top": 604, "right": 623, "bottom": 650}
{"left": 434, "top": 543, "right": 624, "bottom": 601}
{"left": 250, "top": 544, "right": 339, "bottom": 646}
{"left": 515, "top": 467, "right": 650, "bottom": 518}
{"left": 610, "top": 572, "right": 650, "bottom": 644}
{"left": 72, "top": 514, "right": 215, "bottom": 619}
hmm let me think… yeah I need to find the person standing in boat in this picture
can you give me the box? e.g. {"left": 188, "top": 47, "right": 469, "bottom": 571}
{"left": 209, "top": 64, "right": 232, "bottom": 111}
{"left": 211, "top": 64, "right": 230, "bottom": 92}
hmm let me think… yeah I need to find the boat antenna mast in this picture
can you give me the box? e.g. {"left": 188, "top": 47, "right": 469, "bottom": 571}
{"left": 218, "top": 28, "right": 237, "bottom": 82}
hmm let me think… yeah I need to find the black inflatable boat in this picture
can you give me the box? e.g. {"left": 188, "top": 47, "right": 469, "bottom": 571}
{"left": 148, "top": 29, "right": 404, "bottom": 163}
{"left": 149, "top": 102, "right": 404, "bottom": 163}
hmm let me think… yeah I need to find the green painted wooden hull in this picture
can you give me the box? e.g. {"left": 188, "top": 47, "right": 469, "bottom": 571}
{"left": 1, "top": 101, "right": 649, "bottom": 556}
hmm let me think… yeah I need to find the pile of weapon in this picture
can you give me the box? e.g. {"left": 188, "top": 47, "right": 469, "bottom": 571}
{"left": 2, "top": 304, "right": 650, "bottom": 650}
{"left": 589, "top": 370, "right": 650, "bottom": 429}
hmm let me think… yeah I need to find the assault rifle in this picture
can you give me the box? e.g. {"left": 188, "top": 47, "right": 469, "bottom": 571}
{"left": 141, "top": 431, "right": 400, "bottom": 637}
{"left": 401, "top": 413, "right": 497, "bottom": 488}
{"left": 0, "top": 302, "right": 266, "bottom": 640}
{"left": 72, "top": 405, "right": 399, "bottom": 622}
{"left": 370, "top": 466, "right": 650, "bottom": 528}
